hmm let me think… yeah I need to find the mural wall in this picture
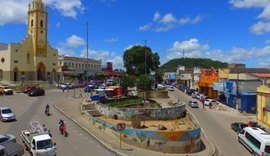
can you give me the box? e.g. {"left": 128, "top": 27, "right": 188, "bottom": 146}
{"left": 95, "top": 103, "right": 186, "bottom": 120}
{"left": 84, "top": 113, "right": 201, "bottom": 153}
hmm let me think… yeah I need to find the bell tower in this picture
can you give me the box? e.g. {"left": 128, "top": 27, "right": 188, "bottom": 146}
{"left": 27, "top": 0, "right": 47, "bottom": 57}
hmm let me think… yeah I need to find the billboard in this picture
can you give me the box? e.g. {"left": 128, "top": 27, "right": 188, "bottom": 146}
{"left": 213, "top": 82, "right": 224, "bottom": 91}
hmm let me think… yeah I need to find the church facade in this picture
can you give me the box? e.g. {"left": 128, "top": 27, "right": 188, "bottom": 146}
{"left": 0, "top": 0, "right": 58, "bottom": 84}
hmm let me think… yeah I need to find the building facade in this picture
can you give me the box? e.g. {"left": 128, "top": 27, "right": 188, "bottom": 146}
{"left": 257, "top": 85, "right": 270, "bottom": 127}
{"left": 58, "top": 55, "right": 101, "bottom": 81}
{"left": 0, "top": 0, "right": 58, "bottom": 83}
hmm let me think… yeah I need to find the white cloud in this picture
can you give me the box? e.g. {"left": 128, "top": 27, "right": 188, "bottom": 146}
{"left": 229, "top": 0, "right": 270, "bottom": 8}
{"left": 44, "top": 0, "right": 84, "bottom": 18}
{"left": 258, "top": 4, "right": 270, "bottom": 19}
{"left": 170, "top": 38, "right": 209, "bottom": 53}
{"left": 250, "top": 21, "right": 270, "bottom": 34}
{"left": 160, "top": 13, "right": 176, "bottom": 24}
{"left": 139, "top": 12, "right": 202, "bottom": 32}
{"left": 0, "top": 0, "right": 83, "bottom": 25}
{"left": 104, "top": 37, "right": 119, "bottom": 43}
{"left": 0, "top": 0, "right": 28, "bottom": 25}
{"left": 108, "top": 56, "right": 123, "bottom": 69}
{"left": 266, "top": 40, "right": 270, "bottom": 44}
{"left": 139, "top": 24, "right": 152, "bottom": 31}
{"left": 64, "top": 35, "right": 86, "bottom": 47}
{"left": 153, "top": 12, "right": 160, "bottom": 21}
{"left": 56, "top": 47, "right": 75, "bottom": 56}
{"left": 229, "top": 0, "right": 270, "bottom": 34}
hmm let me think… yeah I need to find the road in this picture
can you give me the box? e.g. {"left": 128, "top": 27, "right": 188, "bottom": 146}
{"left": 169, "top": 88, "right": 252, "bottom": 156}
{"left": 0, "top": 89, "right": 114, "bottom": 156}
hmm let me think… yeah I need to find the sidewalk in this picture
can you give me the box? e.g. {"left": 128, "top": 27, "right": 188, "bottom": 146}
{"left": 54, "top": 97, "right": 216, "bottom": 156}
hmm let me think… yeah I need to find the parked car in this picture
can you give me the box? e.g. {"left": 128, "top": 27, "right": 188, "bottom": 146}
{"left": 0, "top": 85, "right": 13, "bottom": 95}
{"left": 22, "top": 86, "right": 36, "bottom": 93}
{"left": 0, "top": 107, "right": 16, "bottom": 122}
{"left": 204, "top": 99, "right": 218, "bottom": 106}
{"left": 186, "top": 89, "right": 196, "bottom": 96}
{"left": 84, "top": 85, "right": 97, "bottom": 92}
{"left": 0, "top": 134, "right": 16, "bottom": 144}
{"left": 168, "top": 86, "right": 174, "bottom": 91}
{"left": 28, "top": 88, "right": 45, "bottom": 96}
{"left": 231, "top": 122, "right": 248, "bottom": 133}
{"left": 60, "top": 83, "right": 74, "bottom": 90}
{"left": 192, "top": 92, "right": 199, "bottom": 98}
{"left": 157, "top": 84, "right": 165, "bottom": 89}
{"left": 188, "top": 100, "right": 199, "bottom": 108}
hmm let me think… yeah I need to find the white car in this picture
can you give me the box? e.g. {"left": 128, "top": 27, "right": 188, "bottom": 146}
{"left": 0, "top": 107, "right": 16, "bottom": 121}
{"left": 188, "top": 100, "right": 199, "bottom": 108}
{"left": 157, "top": 84, "right": 165, "bottom": 89}
{"left": 204, "top": 99, "right": 218, "bottom": 106}
{"left": 168, "top": 86, "right": 174, "bottom": 91}
{"left": 0, "top": 85, "right": 13, "bottom": 95}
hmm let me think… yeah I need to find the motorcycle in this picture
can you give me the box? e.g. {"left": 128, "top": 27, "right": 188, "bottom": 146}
{"left": 45, "top": 108, "right": 50, "bottom": 116}
{"left": 59, "top": 123, "right": 68, "bottom": 137}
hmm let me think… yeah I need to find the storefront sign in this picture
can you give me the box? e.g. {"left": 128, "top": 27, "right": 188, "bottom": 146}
{"left": 213, "top": 82, "right": 224, "bottom": 91}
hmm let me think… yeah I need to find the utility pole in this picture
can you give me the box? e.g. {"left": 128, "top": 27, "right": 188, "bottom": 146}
{"left": 182, "top": 49, "right": 185, "bottom": 58}
{"left": 85, "top": 22, "right": 90, "bottom": 99}
{"left": 144, "top": 40, "right": 148, "bottom": 75}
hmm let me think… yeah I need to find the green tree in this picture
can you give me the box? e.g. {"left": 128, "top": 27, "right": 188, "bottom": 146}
{"left": 120, "top": 75, "right": 135, "bottom": 95}
{"left": 123, "top": 45, "right": 160, "bottom": 76}
{"left": 136, "top": 75, "right": 154, "bottom": 91}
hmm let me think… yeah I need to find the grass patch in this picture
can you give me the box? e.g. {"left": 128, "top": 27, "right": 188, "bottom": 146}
{"left": 107, "top": 98, "right": 142, "bottom": 107}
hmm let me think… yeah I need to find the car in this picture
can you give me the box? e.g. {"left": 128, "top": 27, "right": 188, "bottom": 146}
{"left": 204, "top": 99, "right": 218, "bottom": 106}
{"left": 192, "top": 92, "right": 199, "bottom": 98}
{"left": 231, "top": 122, "right": 248, "bottom": 133}
{"left": 60, "top": 83, "right": 74, "bottom": 90}
{"left": 0, "top": 134, "right": 16, "bottom": 143}
{"left": 168, "top": 86, "right": 174, "bottom": 91}
{"left": 22, "top": 86, "right": 36, "bottom": 93}
{"left": 28, "top": 88, "right": 45, "bottom": 96}
{"left": 157, "top": 84, "right": 165, "bottom": 89}
{"left": 188, "top": 100, "right": 199, "bottom": 108}
{"left": 84, "top": 85, "right": 96, "bottom": 92}
{"left": 0, "top": 85, "right": 13, "bottom": 95}
{"left": 0, "top": 107, "right": 16, "bottom": 121}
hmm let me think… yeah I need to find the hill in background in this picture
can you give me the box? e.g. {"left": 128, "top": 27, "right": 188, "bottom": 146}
{"left": 159, "top": 58, "right": 228, "bottom": 72}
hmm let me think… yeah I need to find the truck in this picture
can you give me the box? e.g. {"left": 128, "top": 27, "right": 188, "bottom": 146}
{"left": 0, "top": 141, "right": 24, "bottom": 156}
{"left": 20, "top": 121, "right": 56, "bottom": 156}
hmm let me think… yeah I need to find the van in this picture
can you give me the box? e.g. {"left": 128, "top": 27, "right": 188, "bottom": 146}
{"left": 238, "top": 127, "right": 270, "bottom": 156}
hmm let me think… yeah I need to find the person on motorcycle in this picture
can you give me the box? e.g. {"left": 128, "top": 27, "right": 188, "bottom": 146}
{"left": 45, "top": 104, "right": 50, "bottom": 116}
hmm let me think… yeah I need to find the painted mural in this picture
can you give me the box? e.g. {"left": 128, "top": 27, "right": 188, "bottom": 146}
{"left": 95, "top": 103, "right": 186, "bottom": 120}
{"left": 85, "top": 113, "right": 201, "bottom": 153}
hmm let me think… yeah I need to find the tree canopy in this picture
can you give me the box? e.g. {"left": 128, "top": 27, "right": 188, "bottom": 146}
{"left": 159, "top": 58, "right": 228, "bottom": 72}
{"left": 123, "top": 45, "right": 160, "bottom": 76}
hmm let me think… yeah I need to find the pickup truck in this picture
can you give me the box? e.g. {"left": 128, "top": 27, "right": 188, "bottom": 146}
{"left": 0, "top": 141, "right": 24, "bottom": 156}
{"left": 20, "top": 121, "right": 56, "bottom": 156}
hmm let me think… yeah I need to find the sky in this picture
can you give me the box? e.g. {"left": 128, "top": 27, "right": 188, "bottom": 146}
{"left": 0, "top": 0, "right": 270, "bottom": 69}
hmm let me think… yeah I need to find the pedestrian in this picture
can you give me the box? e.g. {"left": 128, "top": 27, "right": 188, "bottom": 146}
{"left": 48, "top": 130, "right": 52, "bottom": 138}
{"left": 209, "top": 102, "right": 212, "bottom": 109}
{"left": 62, "top": 87, "right": 65, "bottom": 93}
{"left": 43, "top": 124, "right": 48, "bottom": 132}
{"left": 79, "top": 90, "right": 83, "bottom": 98}
{"left": 147, "top": 138, "right": 150, "bottom": 147}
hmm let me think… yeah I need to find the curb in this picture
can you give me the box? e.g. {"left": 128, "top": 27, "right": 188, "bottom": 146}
{"left": 54, "top": 104, "right": 126, "bottom": 156}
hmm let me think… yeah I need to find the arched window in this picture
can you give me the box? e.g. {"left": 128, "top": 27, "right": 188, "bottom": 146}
{"left": 31, "top": 20, "right": 33, "bottom": 27}
{"left": 40, "top": 20, "right": 43, "bottom": 28}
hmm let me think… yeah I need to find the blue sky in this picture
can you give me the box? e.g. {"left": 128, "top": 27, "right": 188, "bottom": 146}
{"left": 1, "top": 0, "right": 270, "bottom": 69}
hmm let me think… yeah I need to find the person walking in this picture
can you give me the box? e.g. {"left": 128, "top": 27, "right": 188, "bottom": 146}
{"left": 48, "top": 130, "right": 52, "bottom": 138}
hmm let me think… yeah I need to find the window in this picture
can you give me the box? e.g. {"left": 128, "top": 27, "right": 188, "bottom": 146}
{"left": 27, "top": 53, "right": 30, "bottom": 64}
{"left": 1, "top": 58, "right": 4, "bottom": 63}
{"left": 14, "top": 60, "right": 18, "bottom": 63}
{"left": 31, "top": 20, "right": 33, "bottom": 27}
{"left": 245, "top": 132, "right": 261, "bottom": 149}
{"left": 40, "top": 20, "right": 43, "bottom": 28}
{"left": 265, "top": 146, "right": 270, "bottom": 153}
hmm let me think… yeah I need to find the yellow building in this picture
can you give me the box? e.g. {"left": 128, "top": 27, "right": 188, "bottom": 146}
{"left": 257, "top": 85, "right": 270, "bottom": 127}
{"left": 0, "top": 0, "right": 58, "bottom": 83}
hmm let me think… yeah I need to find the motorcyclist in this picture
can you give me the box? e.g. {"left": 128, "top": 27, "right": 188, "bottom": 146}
{"left": 45, "top": 104, "right": 50, "bottom": 116}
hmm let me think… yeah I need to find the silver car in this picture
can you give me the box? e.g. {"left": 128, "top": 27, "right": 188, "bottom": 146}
{"left": 188, "top": 100, "right": 199, "bottom": 108}
{"left": 0, "top": 134, "right": 16, "bottom": 143}
{"left": 0, "top": 107, "right": 16, "bottom": 121}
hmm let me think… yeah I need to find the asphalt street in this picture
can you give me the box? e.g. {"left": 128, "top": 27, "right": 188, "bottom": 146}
{"left": 0, "top": 89, "right": 114, "bottom": 156}
{"left": 169, "top": 88, "right": 252, "bottom": 156}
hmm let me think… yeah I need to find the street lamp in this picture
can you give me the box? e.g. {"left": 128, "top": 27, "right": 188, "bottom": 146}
{"left": 85, "top": 22, "right": 90, "bottom": 99}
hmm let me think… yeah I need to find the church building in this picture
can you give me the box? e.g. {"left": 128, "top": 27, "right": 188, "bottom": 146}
{"left": 0, "top": 0, "right": 58, "bottom": 84}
